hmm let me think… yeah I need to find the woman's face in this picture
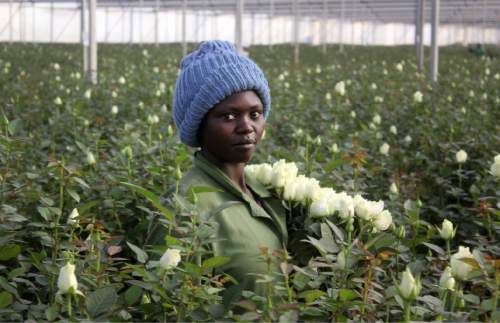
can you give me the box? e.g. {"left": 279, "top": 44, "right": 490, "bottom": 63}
{"left": 199, "top": 90, "right": 265, "bottom": 164}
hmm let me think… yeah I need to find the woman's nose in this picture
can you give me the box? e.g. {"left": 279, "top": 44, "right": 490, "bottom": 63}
{"left": 235, "top": 115, "right": 253, "bottom": 133}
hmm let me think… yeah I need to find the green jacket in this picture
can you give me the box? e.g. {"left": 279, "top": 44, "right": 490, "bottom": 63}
{"left": 180, "top": 152, "right": 288, "bottom": 293}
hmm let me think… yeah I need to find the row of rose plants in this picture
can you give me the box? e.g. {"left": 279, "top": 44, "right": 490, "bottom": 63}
{"left": 0, "top": 43, "right": 498, "bottom": 321}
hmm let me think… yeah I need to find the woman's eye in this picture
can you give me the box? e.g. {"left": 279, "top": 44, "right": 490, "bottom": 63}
{"left": 250, "top": 111, "right": 261, "bottom": 119}
{"left": 223, "top": 113, "right": 236, "bottom": 120}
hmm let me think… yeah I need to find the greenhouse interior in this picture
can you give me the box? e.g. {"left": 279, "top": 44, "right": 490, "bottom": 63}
{"left": 0, "top": 0, "right": 499, "bottom": 321}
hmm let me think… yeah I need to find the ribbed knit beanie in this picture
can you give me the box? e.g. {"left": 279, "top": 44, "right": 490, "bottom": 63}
{"left": 172, "top": 40, "right": 271, "bottom": 147}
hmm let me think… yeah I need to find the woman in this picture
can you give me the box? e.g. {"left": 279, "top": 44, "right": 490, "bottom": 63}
{"left": 172, "top": 40, "right": 287, "bottom": 294}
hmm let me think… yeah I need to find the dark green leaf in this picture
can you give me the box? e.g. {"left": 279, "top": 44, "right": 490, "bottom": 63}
{"left": 120, "top": 182, "right": 173, "bottom": 221}
{"left": 0, "top": 245, "right": 21, "bottom": 261}
{"left": 201, "top": 256, "right": 230, "bottom": 271}
{"left": 86, "top": 287, "right": 118, "bottom": 318}
{"left": 126, "top": 242, "right": 148, "bottom": 263}
{"left": 0, "top": 291, "right": 13, "bottom": 309}
{"left": 124, "top": 285, "right": 142, "bottom": 305}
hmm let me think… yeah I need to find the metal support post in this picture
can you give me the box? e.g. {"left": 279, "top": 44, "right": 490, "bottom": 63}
{"left": 81, "top": 0, "right": 89, "bottom": 75}
{"left": 182, "top": 0, "right": 187, "bottom": 56}
{"left": 155, "top": 0, "right": 159, "bottom": 45}
{"left": 416, "top": 0, "right": 425, "bottom": 72}
{"left": 430, "top": 0, "right": 439, "bottom": 82}
{"left": 235, "top": 0, "right": 244, "bottom": 53}
{"left": 321, "top": 0, "right": 326, "bottom": 53}
{"left": 89, "top": 0, "right": 98, "bottom": 84}
{"left": 293, "top": 0, "right": 299, "bottom": 64}
{"left": 339, "top": 0, "right": 344, "bottom": 52}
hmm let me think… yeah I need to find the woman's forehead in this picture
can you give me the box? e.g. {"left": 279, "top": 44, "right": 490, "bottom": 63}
{"left": 216, "top": 91, "right": 263, "bottom": 108}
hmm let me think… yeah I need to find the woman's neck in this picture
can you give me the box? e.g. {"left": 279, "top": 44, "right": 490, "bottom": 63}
{"left": 200, "top": 150, "right": 249, "bottom": 193}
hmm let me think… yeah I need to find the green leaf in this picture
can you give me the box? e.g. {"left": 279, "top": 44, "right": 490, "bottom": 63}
{"left": 45, "top": 304, "right": 59, "bottom": 321}
{"left": 0, "top": 291, "right": 13, "bottom": 309}
{"left": 37, "top": 206, "right": 52, "bottom": 221}
{"left": 124, "top": 286, "right": 142, "bottom": 305}
{"left": 339, "top": 289, "right": 359, "bottom": 301}
{"left": 421, "top": 242, "right": 445, "bottom": 256}
{"left": 326, "top": 219, "right": 345, "bottom": 242}
{"left": 298, "top": 290, "right": 327, "bottom": 304}
{"left": 86, "top": 287, "right": 118, "bottom": 318}
{"left": 201, "top": 256, "right": 230, "bottom": 272}
{"left": 0, "top": 244, "right": 21, "bottom": 261}
{"left": 126, "top": 242, "right": 148, "bottom": 263}
{"left": 66, "top": 189, "right": 80, "bottom": 203}
{"left": 120, "top": 182, "right": 173, "bottom": 221}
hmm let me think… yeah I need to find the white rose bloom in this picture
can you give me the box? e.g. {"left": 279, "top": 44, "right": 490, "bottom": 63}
{"left": 372, "top": 114, "right": 382, "bottom": 125}
{"left": 490, "top": 154, "right": 500, "bottom": 178}
{"left": 244, "top": 165, "right": 258, "bottom": 179}
{"left": 54, "top": 97, "right": 63, "bottom": 106}
{"left": 335, "top": 81, "right": 346, "bottom": 96}
{"left": 118, "top": 76, "right": 126, "bottom": 84}
{"left": 84, "top": 89, "right": 91, "bottom": 99}
{"left": 57, "top": 263, "right": 78, "bottom": 294}
{"left": 350, "top": 111, "right": 356, "bottom": 118}
{"left": 450, "top": 246, "right": 475, "bottom": 281}
{"left": 329, "top": 192, "right": 355, "bottom": 219}
{"left": 325, "top": 92, "right": 332, "bottom": 101}
{"left": 331, "top": 143, "right": 339, "bottom": 153}
{"left": 159, "top": 248, "right": 181, "bottom": 270}
{"left": 354, "top": 195, "right": 384, "bottom": 221}
{"left": 271, "top": 160, "right": 298, "bottom": 188}
{"left": 396, "top": 63, "right": 403, "bottom": 72}
{"left": 404, "top": 135, "right": 412, "bottom": 144}
{"left": 111, "top": 105, "right": 119, "bottom": 115}
{"left": 86, "top": 151, "right": 96, "bottom": 165}
{"left": 437, "top": 219, "right": 456, "bottom": 240}
{"left": 374, "top": 210, "right": 392, "bottom": 231}
{"left": 379, "top": 142, "right": 390, "bottom": 156}
{"left": 374, "top": 96, "right": 384, "bottom": 103}
{"left": 256, "top": 163, "right": 273, "bottom": 185}
{"left": 111, "top": 91, "right": 118, "bottom": 98}
{"left": 67, "top": 208, "right": 79, "bottom": 225}
{"left": 390, "top": 182, "right": 399, "bottom": 195}
{"left": 310, "top": 199, "right": 331, "bottom": 217}
{"left": 413, "top": 91, "right": 423, "bottom": 103}
{"left": 390, "top": 125, "right": 398, "bottom": 135}
{"left": 455, "top": 150, "right": 467, "bottom": 163}
{"left": 53, "top": 63, "right": 60, "bottom": 70}
{"left": 398, "top": 267, "right": 421, "bottom": 300}
{"left": 439, "top": 266, "right": 456, "bottom": 291}
{"left": 297, "top": 176, "right": 320, "bottom": 202}
{"left": 283, "top": 178, "right": 299, "bottom": 201}
{"left": 370, "top": 83, "right": 377, "bottom": 90}
{"left": 147, "top": 114, "right": 160, "bottom": 125}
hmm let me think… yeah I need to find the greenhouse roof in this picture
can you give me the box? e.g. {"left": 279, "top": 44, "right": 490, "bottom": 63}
{"left": 1, "top": 0, "right": 499, "bottom": 26}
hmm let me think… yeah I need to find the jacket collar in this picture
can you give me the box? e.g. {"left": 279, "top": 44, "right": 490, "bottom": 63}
{"left": 193, "top": 152, "right": 274, "bottom": 218}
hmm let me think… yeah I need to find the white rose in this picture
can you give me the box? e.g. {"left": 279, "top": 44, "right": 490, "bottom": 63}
{"left": 296, "top": 176, "right": 320, "bottom": 202}
{"left": 159, "top": 248, "right": 181, "bottom": 270}
{"left": 350, "top": 111, "right": 356, "bottom": 118}
{"left": 84, "top": 89, "right": 91, "bottom": 99}
{"left": 437, "top": 219, "right": 456, "bottom": 240}
{"left": 57, "top": 263, "right": 78, "bottom": 294}
{"left": 390, "top": 125, "right": 397, "bottom": 135}
{"left": 379, "top": 142, "right": 390, "bottom": 156}
{"left": 335, "top": 81, "right": 346, "bottom": 96}
{"left": 413, "top": 91, "right": 423, "bottom": 103}
{"left": 396, "top": 63, "right": 403, "bottom": 72}
{"left": 86, "top": 151, "right": 96, "bottom": 165}
{"left": 111, "top": 105, "right": 119, "bottom": 115}
{"left": 310, "top": 199, "right": 331, "bottom": 217}
{"left": 374, "top": 210, "right": 392, "bottom": 231}
{"left": 456, "top": 150, "right": 467, "bottom": 163}
{"left": 398, "top": 267, "right": 421, "bottom": 300}
{"left": 329, "top": 192, "right": 354, "bottom": 220}
{"left": 439, "top": 266, "right": 456, "bottom": 291}
{"left": 67, "top": 208, "right": 79, "bottom": 225}
{"left": 490, "top": 155, "right": 500, "bottom": 178}
{"left": 271, "top": 160, "right": 298, "bottom": 188}
{"left": 372, "top": 114, "right": 382, "bottom": 125}
{"left": 244, "top": 165, "right": 258, "bottom": 179}
{"left": 283, "top": 178, "right": 299, "bottom": 201}
{"left": 54, "top": 97, "right": 63, "bottom": 106}
{"left": 118, "top": 76, "right": 126, "bottom": 84}
{"left": 390, "top": 182, "right": 398, "bottom": 195}
{"left": 354, "top": 195, "right": 384, "bottom": 221}
{"left": 256, "top": 163, "right": 273, "bottom": 185}
{"left": 404, "top": 135, "right": 412, "bottom": 144}
{"left": 450, "top": 246, "right": 475, "bottom": 281}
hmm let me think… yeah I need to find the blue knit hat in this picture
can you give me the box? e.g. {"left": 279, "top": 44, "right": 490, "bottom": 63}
{"left": 172, "top": 40, "right": 271, "bottom": 147}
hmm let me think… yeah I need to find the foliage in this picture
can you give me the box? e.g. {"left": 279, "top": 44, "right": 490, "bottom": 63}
{"left": 0, "top": 42, "right": 499, "bottom": 321}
